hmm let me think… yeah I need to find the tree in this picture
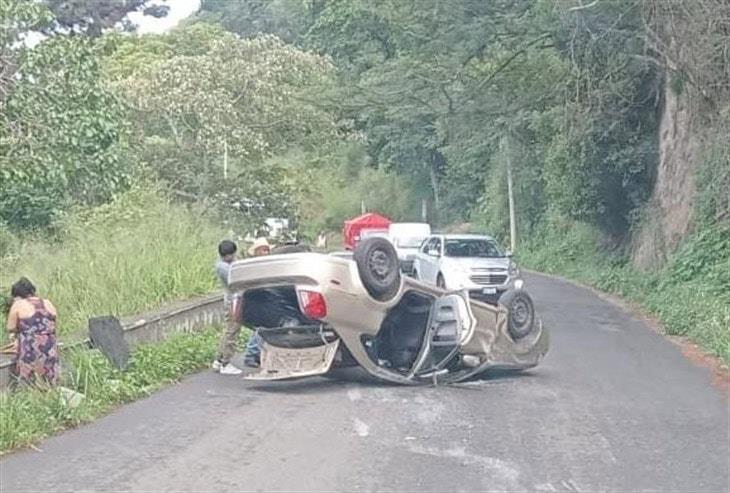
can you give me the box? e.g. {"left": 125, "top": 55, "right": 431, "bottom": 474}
{"left": 197, "top": 0, "right": 312, "bottom": 43}
{"left": 0, "top": 0, "right": 53, "bottom": 107}
{"left": 105, "top": 24, "right": 337, "bottom": 226}
{"left": 42, "top": 0, "right": 169, "bottom": 37}
{"left": 0, "top": 35, "right": 130, "bottom": 229}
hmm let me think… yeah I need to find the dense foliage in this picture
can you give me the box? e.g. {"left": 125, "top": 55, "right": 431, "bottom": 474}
{"left": 1, "top": 35, "right": 130, "bottom": 230}
{"left": 198, "top": 0, "right": 666, "bottom": 234}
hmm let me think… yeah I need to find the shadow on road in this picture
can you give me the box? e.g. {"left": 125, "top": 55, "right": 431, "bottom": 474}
{"left": 247, "top": 367, "right": 546, "bottom": 393}
{"left": 248, "top": 368, "right": 396, "bottom": 394}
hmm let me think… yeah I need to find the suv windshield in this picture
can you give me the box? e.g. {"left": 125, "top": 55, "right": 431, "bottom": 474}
{"left": 396, "top": 236, "right": 426, "bottom": 248}
{"left": 444, "top": 238, "right": 504, "bottom": 258}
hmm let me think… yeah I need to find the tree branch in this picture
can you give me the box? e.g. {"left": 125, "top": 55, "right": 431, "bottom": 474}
{"left": 460, "top": 33, "right": 552, "bottom": 108}
{"left": 568, "top": 1, "right": 600, "bottom": 13}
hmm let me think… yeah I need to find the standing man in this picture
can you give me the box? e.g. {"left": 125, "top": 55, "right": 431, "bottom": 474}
{"left": 316, "top": 231, "right": 328, "bottom": 251}
{"left": 212, "top": 240, "right": 244, "bottom": 375}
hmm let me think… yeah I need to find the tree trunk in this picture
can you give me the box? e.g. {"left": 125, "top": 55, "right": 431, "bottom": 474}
{"left": 429, "top": 150, "right": 445, "bottom": 220}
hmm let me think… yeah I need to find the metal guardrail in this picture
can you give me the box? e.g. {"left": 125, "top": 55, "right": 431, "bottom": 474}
{"left": 0, "top": 293, "right": 224, "bottom": 390}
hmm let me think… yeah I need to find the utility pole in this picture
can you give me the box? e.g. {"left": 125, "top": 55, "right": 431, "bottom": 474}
{"left": 223, "top": 139, "right": 228, "bottom": 180}
{"left": 504, "top": 134, "right": 517, "bottom": 253}
{"left": 361, "top": 200, "right": 366, "bottom": 214}
{"left": 421, "top": 199, "right": 428, "bottom": 222}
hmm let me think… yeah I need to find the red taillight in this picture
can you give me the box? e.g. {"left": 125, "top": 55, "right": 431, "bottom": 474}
{"left": 298, "top": 290, "right": 327, "bottom": 319}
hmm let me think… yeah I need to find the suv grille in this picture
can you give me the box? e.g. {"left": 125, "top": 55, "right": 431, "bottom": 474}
{"left": 470, "top": 274, "right": 508, "bottom": 285}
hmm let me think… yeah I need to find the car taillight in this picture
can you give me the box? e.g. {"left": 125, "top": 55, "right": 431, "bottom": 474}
{"left": 298, "top": 290, "right": 327, "bottom": 319}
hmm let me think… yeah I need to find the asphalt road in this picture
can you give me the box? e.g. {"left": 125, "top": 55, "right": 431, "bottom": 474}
{"left": 1, "top": 273, "right": 728, "bottom": 493}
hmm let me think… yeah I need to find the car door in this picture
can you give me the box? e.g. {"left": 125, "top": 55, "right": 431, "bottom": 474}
{"left": 421, "top": 237, "right": 442, "bottom": 283}
{"left": 414, "top": 236, "right": 433, "bottom": 281}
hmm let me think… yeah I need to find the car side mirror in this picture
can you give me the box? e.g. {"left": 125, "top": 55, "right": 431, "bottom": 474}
{"left": 428, "top": 249, "right": 440, "bottom": 257}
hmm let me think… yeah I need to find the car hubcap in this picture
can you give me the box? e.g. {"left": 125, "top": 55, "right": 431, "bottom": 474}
{"left": 369, "top": 249, "right": 390, "bottom": 280}
{"left": 512, "top": 298, "right": 529, "bottom": 328}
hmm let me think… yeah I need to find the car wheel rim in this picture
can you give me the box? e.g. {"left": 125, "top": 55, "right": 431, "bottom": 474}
{"left": 512, "top": 298, "right": 530, "bottom": 328}
{"left": 369, "top": 249, "right": 390, "bottom": 280}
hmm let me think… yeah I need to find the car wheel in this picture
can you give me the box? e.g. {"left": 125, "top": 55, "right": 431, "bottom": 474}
{"left": 437, "top": 274, "right": 446, "bottom": 289}
{"left": 499, "top": 289, "right": 535, "bottom": 340}
{"left": 354, "top": 237, "right": 401, "bottom": 301}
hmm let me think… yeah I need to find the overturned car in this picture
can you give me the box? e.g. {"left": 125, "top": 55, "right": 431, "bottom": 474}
{"left": 230, "top": 238, "right": 548, "bottom": 385}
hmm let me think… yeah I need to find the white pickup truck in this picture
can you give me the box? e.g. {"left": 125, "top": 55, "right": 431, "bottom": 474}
{"left": 387, "top": 223, "right": 431, "bottom": 275}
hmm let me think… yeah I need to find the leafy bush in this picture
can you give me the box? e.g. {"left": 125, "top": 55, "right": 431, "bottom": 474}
{"left": 0, "top": 187, "right": 225, "bottom": 340}
{"left": 1, "top": 35, "right": 131, "bottom": 230}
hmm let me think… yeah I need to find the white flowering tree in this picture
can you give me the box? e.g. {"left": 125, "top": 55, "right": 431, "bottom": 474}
{"left": 109, "top": 23, "right": 337, "bottom": 225}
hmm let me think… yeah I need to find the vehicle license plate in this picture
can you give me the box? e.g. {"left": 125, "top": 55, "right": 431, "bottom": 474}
{"left": 246, "top": 340, "right": 340, "bottom": 380}
{"left": 482, "top": 287, "right": 497, "bottom": 295}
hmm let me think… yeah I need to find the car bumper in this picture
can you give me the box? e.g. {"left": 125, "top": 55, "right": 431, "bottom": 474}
{"left": 454, "top": 276, "right": 520, "bottom": 292}
{"left": 456, "top": 277, "right": 525, "bottom": 303}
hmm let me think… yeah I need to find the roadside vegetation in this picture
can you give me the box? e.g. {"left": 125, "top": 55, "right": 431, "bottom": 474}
{"left": 0, "top": 328, "right": 231, "bottom": 454}
{"left": 519, "top": 221, "right": 730, "bottom": 364}
{"left": 1, "top": 188, "right": 224, "bottom": 340}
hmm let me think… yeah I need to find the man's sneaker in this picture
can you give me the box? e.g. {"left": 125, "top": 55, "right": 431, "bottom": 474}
{"left": 211, "top": 360, "right": 223, "bottom": 372}
{"left": 219, "top": 363, "right": 243, "bottom": 375}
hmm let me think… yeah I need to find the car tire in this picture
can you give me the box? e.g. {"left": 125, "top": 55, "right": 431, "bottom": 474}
{"left": 354, "top": 237, "right": 401, "bottom": 301}
{"left": 499, "top": 289, "right": 536, "bottom": 340}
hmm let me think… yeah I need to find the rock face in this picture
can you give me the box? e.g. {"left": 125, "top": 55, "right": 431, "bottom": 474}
{"left": 633, "top": 75, "right": 701, "bottom": 270}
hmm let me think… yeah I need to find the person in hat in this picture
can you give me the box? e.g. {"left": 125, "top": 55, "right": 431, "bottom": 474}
{"left": 248, "top": 236, "right": 271, "bottom": 257}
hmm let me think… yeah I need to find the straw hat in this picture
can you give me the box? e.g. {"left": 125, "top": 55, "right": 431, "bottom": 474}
{"left": 248, "top": 237, "right": 271, "bottom": 256}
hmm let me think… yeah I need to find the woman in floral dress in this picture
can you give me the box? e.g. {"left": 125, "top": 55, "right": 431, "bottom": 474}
{"left": 5, "top": 277, "right": 59, "bottom": 385}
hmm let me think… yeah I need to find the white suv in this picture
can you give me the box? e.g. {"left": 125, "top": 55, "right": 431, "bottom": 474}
{"left": 412, "top": 234, "right": 521, "bottom": 301}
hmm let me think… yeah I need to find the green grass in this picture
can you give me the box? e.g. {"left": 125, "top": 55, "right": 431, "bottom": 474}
{"left": 519, "top": 222, "right": 730, "bottom": 365}
{"left": 1, "top": 187, "right": 225, "bottom": 340}
{"left": 0, "top": 326, "right": 243, "bottom": 454}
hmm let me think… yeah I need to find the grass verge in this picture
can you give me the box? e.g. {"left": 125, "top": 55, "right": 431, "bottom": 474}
{"left": 0, "top": 187, "right": 225, "bottom": 340}
{"left": 0, "top": 327, "right": 238, "bottom": 454}
{"left": 519, "top": 222, "right": 729, "bottom": 365}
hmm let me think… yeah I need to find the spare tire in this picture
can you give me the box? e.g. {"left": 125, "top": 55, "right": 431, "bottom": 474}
{"left": 354, "top": 237, "right": 401, "bottom": 301}
{"left": 499, "top": 289, "right": 535, "bottom": 340}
